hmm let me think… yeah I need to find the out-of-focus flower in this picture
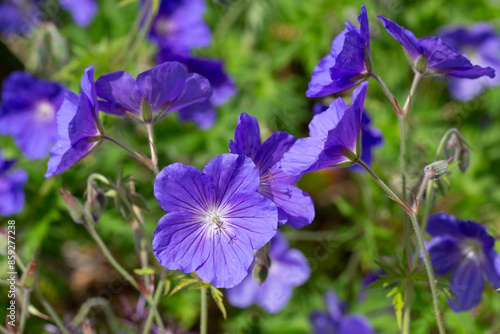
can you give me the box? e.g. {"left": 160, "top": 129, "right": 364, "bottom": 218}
{"left": 0, "top": 151, "right": 27, "bottom": 216}
{"left": 229, "top": 113, "right": 314, "bottom": 229}
{"left": 282, "top": 81, "right": 368, "bottom": 175}
{"left": 378, "top": 16, "right": 496, "bottom": 79}
{"left": 439, "top": 23, "right": 500, "bottom": 101}
{"left": 226, "top": 231, "right": 310, "bottom": 313}
{"left": 425, "top": 212, "right": 500, "bottom": 311}
{"left": 95, "top": 62, "right": 211, "bottom": 123}
{"left": 45, "top": 66, "right": 103, "bottom": 177}
{"left": 157, "top": 50, "right": 236, "bottom": 129}
{"left": 313, "top": 104, "right": 383, "bottom": 171}
{"left": 0, "top": 0, "right": 41, "bottom": 35}
{"left": 59, "top": 0, "right": 98, "bottom": 27}
{"left": 145, "top": 0, "right": 211, "bottom": 53}
{"left": 0, "top": 72, "right": 64, "bottom": 159}
{"left": 310, "top": 290, "right": 374, "bottom": 334}
{"left": 307, "top": 6, "right": 370, "bottom": 98}
{"left": 152, "top": 153, "right": 277, "bottom": 288}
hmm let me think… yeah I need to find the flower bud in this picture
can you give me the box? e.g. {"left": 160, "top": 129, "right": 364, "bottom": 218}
{"left": 253, "top": 244, "right": 271, "bottom": 285}
{"left": 424, "top": 160, "right": 449, "bottom": 180}
{"left": 60, "top": 187, "right": 88, "bottom": 224}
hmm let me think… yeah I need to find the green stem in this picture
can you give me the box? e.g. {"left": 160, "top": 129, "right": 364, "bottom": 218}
{"left": 0, "top": 324, "right": 9, "bottom": 334}
{"left": 402, "top": 72, "right": 422, "bottom": 114}
{"left": 19, "top": 287, "right": 31, "bottom": 332}
{"left": 102, "top": 135, "right": 155, "bottom": 172}
{"left": 123, "top": 0, "right": 156, "bottom": 67}
{"left": 402, "top": 279, "right": 412, "bottom": 334}
{"left": 145, "top": 123, "right": 159, "bottom": 175}
{"left": 200, "top": 287, "right": 208, "bottom": 334}
{"left": 34, "top": 289, "right": 70, "bottom": 334}
{"left": 142, "top": 279, "right": 166, "bottom": 334}
{"left": 370, "top": 72, "right": 402, "bottom": 115}
{"left": 421, "top": 179, "right": 434, "bottom": 231}
{"left": 409, "top": 213, "right": 446, "bottom": 334}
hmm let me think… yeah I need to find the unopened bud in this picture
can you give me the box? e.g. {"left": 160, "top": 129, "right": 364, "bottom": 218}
{"left": 458, "top": 148, "right": 470, "bottom": 173}
{"left": 424, "top": 160, "right": 449, "bottom": 180}
{"left": 253, "top": 244, "right": 271, "bottom": 285}
{"left": 60, "top": 187, "right": 88, "bottom": 224}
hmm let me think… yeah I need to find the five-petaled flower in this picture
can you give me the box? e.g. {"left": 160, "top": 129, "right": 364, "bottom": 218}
{"left": 307, "top": 6, "right": 371, "bottom": 98}
{"left": 157, "top": 50, "right": 236, "bottom": 129}
{"left": 378, "top": 16, "right": 496, "bottom": 79}
{"left": 425, "top": 212, "right": 500, "bottom": 311}
{"left": 145, "top": 0, "right": 212, "bottom": 53}
{"left": 226, "top": 231, "right": 310, "bottom": 313}
{"left": 0, "top": 71, "right": 64, "bottom": 159}
{"left": 310, "top": 290, "right": 374, "bottom": 334}
{"left": 0, "top": 151, "right": 27, "bottom": 216}
{"left": 282, "top": 81, "right": 368, "bottom": 176}
{"left": 229, "top": 113, "right": 315, "bottom": 229}
{"left": 45, "top": 66, "right": 103, "bottom": 177}
{"left": 152, "top": 153, "right": 278, "bottom": 288}
{"left": 439, "top": 23, "right": 500, "bottom": 101}
{"left": 95, "top": 62, "right": 212, "bottom": 124}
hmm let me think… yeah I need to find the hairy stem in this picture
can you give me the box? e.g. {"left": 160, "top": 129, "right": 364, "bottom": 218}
{"left": 402, "top": 72, "right": 422, "bottom": 114}
{"left": 370, "top": 72, "right": 402, "bottom": 115}
{"left": 200, "top": 287, "right": 208, "bottom": 334}
{"left": 19, "top": 287, "right": 31, "bottom": 333}
{"left": 145, "top": 123, "right": 160, "bottom": 175}
{"left": 142, "top": 279, "right": 166, "bottom": 334}
{"left": 102, "top": 135, "right": 156, "bottom": 173}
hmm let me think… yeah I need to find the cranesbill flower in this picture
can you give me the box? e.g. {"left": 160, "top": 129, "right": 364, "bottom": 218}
{"left": 425, "top": 212, "right": 500, "bottom": 311}
{"left": 45, "top": 66, "right": 103, "bottom": 177}
{"left": 378, "top": 16, "right": 496, "bottom": 79}
{"left": 95, "top": 62, "right": 212, "bottom": 124}
{"left": 439, "top": 23, "right": 500, "bottom": 101}
{"left": 153, "top": 153, "right": 278, "bottom": 288}
{"left": 307, "top": 6, "right": 370, "bottom": 98}
{"left": 146, "top": 0, "right": 211, "bottom": 53}
{"left": 226, "top": 231, "right": 310, "bottom": 313}
{"left": 310, "top": 290, "right": 374, "bottom": 334}
{"left": 59, "top": 0, "right": 98, "bottom": 27}
{"left": 229, "top": 113, "right": 314, "bottom": 229}
{"left": 282, "top": 81, "right": 368, "bottom": 176}
{"left": 313, "top": 104, "right": 383, "bottom": 171}
{"left": 0, "top": 71, "right": 65, "bottom": 159}
{"left": 0, "top": 151, "right": 27, "bottom": 216}
{"left": 157, "top": 50, "right": 236, "bottom": 129}
{"left": 0, "top": 0, "right": 41, "bottom": 35}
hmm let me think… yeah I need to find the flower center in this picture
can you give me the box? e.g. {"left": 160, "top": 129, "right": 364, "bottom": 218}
{"left": 460, "top": 238, "right": 484, "bottom": 260}
{"left": 35, "top": 101, "right": 55, "bottom": 123}
{"left": 207, "top": 211, "right": 225, "bottom": 229}
{"left": 154, "top": 16, "right": 176, "bottom": 37}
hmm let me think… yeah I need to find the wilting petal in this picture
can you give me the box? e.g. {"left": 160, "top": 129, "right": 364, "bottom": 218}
{"left": 229, "top": 113, "right": 261, "bottom": 160}
{"left": 448, "top": 258, "right": 485, "bottom": 311}
{"left": 339, "top": 315, "right": 374, "bottom": 334}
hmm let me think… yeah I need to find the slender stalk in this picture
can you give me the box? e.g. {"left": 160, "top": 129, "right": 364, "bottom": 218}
{"left": 19, "top": 287, "right": 31, "bottom": 332}
{"left": 142, "top": 279, "right": 166, "bottom": 334}
{"left": 415, "top": 171, "right": 433, "bottom": 207}
{"left": 102, "top": 135, "right": 155, "bottom": 172}
{"left": 402, "top": 279, "right": 412, "bottom": 334}
{"left": 34, "top": 289, "right": 70, "bottom": 334}
{"left": 409, "top": 213, "right": 445, "bottom": 334}
{"left": 0, "top": 324, "right": 9, "bottom": 334}
{"left": 421, "top": 179, "right": 434, "bottom": 231}
{"left": 124, "top": 0, "right": 156, "bottom": 66}
{"left": 145, "top": 123, "right": 159, "bottom": 175}
{"left": 402, "top": 72, "right": 422, "bottom": 114}
{"left": 200, "top": 287, "right": 208, "bottom": 334}
{"left": 370, "top": 72, "right": 402, "bottom": 115}
{"left": 356, "top": 160, "right": 411, "bottom": 214}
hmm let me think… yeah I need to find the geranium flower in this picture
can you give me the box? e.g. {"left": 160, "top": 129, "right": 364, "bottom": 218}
{"left": 378, "top": 16, "right": 496, "bottom": 79}
{"left": 226, "top": 231, "right": 310, "bottom": 313}
{"left": 310, "top": 290, "right": 374, "bottom": 334}
{"left": 313, "top": 104, "right": 383, "bottom": 171}
{"left": 146, "top": 0, "right": 211, "bottom": 52}
{"left": 282, "top": 81, "right": 368, "bottom": 176}
{"left": 307, "top": 6, "right": 371, "bottom": 98}
{"left": 152, "top": 153, "right": 278, "bottom": 288}
{"left": 229, "top": 113, "right": 315, "bottom": 229}
{"left": 157, "top": 50, "right": 237, "bottom": 129}
{"left": 0, "top": 71, "right": 64, "bottom": 159}
{"left": 45, "top": 67, "right": 103, "bottom": 177}
{"left": 59, "top": 0, "right": 98, "bottom": 27}
{"left": 95, "top": 62, "right": 212, "bottom": 123}
{"left": 425, "top": 212, "right": 500, "bottom": 311}
{"left": 0, "top": 151, "right": 27, "bottom": 216}
{"left": 0, "top": 0, "right": 41, "bottom": 35}
{"left": 439, "top": 23, "right": 500, "bottom": 101}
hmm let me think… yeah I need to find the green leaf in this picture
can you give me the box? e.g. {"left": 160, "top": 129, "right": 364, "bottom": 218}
{"left": 387, "top": 285, "right": 404, "bottom": 330}
{"left": 163, "top": 279, "right": 171, "bottom": 296}
{"left": 133, "top": 267, "right": 155, "bottom": 275}
{"left": 210, "top": 286, "right": 227, "bottom": 320}
{"left": 169, "top": 278, "right": 199, "bottom": 297}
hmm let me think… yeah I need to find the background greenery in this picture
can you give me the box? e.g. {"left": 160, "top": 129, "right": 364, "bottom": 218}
{"left": 1, "top": 0, "right": 500, "bottom": 333}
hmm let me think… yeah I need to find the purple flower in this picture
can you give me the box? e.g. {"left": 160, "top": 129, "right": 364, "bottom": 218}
{"left": 425, "top": 212, "right": 500, "bottom": 311}
{"left": 45, "top": 66, "right": 103, "bottom": 177}
{"left": 0, "top": 0, "right": 41, "bottom": 35}
{"left": 313, "top": 104, "right": 383, "bottom": 172}
{"left": 229, "top": 113, "right": 315, "bottom": 228}
{"left": 378, "top": 16, "right": 496, "bottom": 79}
{"left": 439, "top": 23, "right": 500, "bottom": 101}
{"left": 59, "top": 0, "right": 98, "bottom": 27}
{"left": 95, "top": 62, "right": 212, "bottom": 123}
{"left": 0, "top": 71, "right": 65, "bottom": 159}
{"left": 146, "top": 0, "right": 211, "bottom": 53}
{"left": 157, "top": 50, "right": 236, "bottom": 129}
{"left": 0, "top": 152, "right": 27, "bottom": 216}
{"left": 307, "top": 6, "right": 370, "bottom": 98}
{"left": 226, "top": 231, "right": 310, "bottom": 313}
{"left": 310, "top": 291, "right": 374, "bottom": 334}
{"left": 152, "top": 153, "right": 278, "bottom": 288}
{"left": 282, "top": 81, "right": 368, "bottom": 176}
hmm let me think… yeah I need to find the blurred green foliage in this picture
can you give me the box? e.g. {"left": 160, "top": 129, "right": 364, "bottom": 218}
{"left": 1, "top": 0, "right": 500, "bottom": 333}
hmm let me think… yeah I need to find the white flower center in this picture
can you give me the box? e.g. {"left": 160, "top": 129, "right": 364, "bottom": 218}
{"left": 460, "top": 238, "right": 483, "bottom": 260}
{"left": 36, "top": 101, "right": 55, "bottom": 123}
{"left": 155, "top": 17, "right": 176, "bottom": 37}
